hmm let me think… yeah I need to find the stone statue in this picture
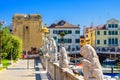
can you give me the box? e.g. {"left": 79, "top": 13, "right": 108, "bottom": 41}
{"left": 59, "top": 47, "right": 69, "bottom": 68}
{"left": 49, "top": 38, "right": 57, "bottom": 62}
{"left": 114, "top": 76, "right": 119, "bottom": 80}
{"left": 39, "top": 37, "right": 49, "bottom": 59}
{"left": 80, "top": 44, "right": 104, "bottom": 80}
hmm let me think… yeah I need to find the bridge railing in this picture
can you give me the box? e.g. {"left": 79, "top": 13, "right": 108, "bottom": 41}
{"left": 40, "top": 56, "right": 83, "bottom": 80}
{"left": 102, "top": 66, "right": 120, "bottom": 73}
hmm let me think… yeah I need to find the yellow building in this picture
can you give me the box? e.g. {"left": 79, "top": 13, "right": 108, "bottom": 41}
{"left": 91, "top": 29, "right": 95, "bottom": 47}
{"left": 83, "top": 26, "right": 95, "bottom": 46}
{"left": 80, "top": 36, "right": 86, "bottom": 47}
{"left": 95, "top": 19, "right": 120, "bottom": 51}
{"left": 12, "top": 14, "right": 43, "bottom": 51}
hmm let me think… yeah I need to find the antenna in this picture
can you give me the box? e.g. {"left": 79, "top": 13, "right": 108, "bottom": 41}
{"left": 91, "top": 16, "right": 94, "bottom": 27}
{"left": 91, "top": 22, "right": 94, "bottom": 27}
{"left": 99, "top": 16, "right": 102, "bottom": 25}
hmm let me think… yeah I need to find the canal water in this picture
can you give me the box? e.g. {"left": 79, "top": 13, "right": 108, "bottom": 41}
{"left": 102, "top": 62, "right": 120, "bottom": 78}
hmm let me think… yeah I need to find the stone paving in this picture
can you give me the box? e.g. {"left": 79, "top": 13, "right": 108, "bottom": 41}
{"left": 35, "top": 59, "right": 50, "bottom": 80}
{"left": 0, "top": 59, "right": 50, "bottom": 80}
{"left": 0, "top": 59, "right": 35, "bottom": 80}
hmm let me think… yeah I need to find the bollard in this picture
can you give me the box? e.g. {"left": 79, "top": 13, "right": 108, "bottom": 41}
{"left": 27, "top": 59, "right": 29, "bottom": 69}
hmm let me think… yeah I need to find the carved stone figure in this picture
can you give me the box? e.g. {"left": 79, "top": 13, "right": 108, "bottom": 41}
{"left": 59, "top": 47, "right": 69, "bottom": 68}
{"left": 80, "top": 44, "right": 104, "bottom": 80}
{"left": 49, "top": 38, "right": 57, "bottom": 62}
{"left": 40, "top": 37, "right": 49, "bottom": 57}
{"left": 114, "top": 76, "right": 119, "bottom": 80}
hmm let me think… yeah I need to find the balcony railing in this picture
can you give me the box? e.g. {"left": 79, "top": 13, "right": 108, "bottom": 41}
{"left": 108, "top": 44, "right": 118, "bottom": 46}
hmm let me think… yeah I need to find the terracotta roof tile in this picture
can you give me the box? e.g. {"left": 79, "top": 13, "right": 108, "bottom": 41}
{"left": 80, "top": 35, "right": 85, "bottom": 38}
{"left": 48, "top": 20, "right": 80, "bottom": 29}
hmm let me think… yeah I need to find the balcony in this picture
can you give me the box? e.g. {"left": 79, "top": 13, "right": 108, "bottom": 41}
{"left": 96, "top": 47, "right": 120, "bottom": 54}
{"left": 108, "top": 44, "right": 118, "bottom": 47}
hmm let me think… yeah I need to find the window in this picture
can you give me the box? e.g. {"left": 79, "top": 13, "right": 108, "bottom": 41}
{"left": 53, "top": 30, "right": 57, "bottom": 34}
{"left": 108, "top": 38, "right": 111, "bottom": 45}
{"left": 68, "top": 30, "right": 72, "bottom": 34}
{"left": 115, "top": 24, "right": 118, "bottom": 28}
{"left": 112, "top": 38, "right": 114, "bottom": 44}
{"left": 53, "top": 36, "right": 57, "bottom": 40}
{"left": 108, "top": 31, "right": 118, "bottom": 35}
{"left": 26, "top": 26, "right": 29, "bottom": 29}
{"left": 58, "top": 30, "right": 60, "bottom": 33}
{"left": 58, "top": 30, "right": 63, "bottom": 34}
{"left": 97, "top": 40, "right": 100, "bottom": 45}
{"left": 108, "top": 31, "right": 111, "bottom": 35}
{"left": 64, "top": 39, "right": 67, "bottom": 43}
{"left": 60, "top": 22, "right": 64, "bottom": 25}
{"left": 112, "top": 24, "right": 114, "bottom": 28}
{"left": 58, "top": 39, "right": 61, "bottom": 43}
{"left": 53, "top": 30, "right": 55, "bottom": 34}
{"left": 115, "top": 38, "right": 118, "bottom": 44}
{"left": 112, "top": 31, "right": 114, "bottom": 35}
{"left": 76, "top": 46, "right": 80, "bottom": 50}
{"left": 68, "top": 46, "right": 71, "bottom": 51}
{"left": 108, "top": 24, "right": 111, "bottom": 28}
{"left": 115, "top": 31, "right": 118, "bottom": 35}
{"left": 104, "top": 31, "right": 106, "bottom": 35}
{"left": 97, "top": 31, "right": 100, "bottom": 35}
{"left": 63, "top": 30, "right": 67, "bottom": 34}
{"left": 86, "top": 35, "right": 88, "bottom": 37}
{"left": 68, "top": 39, "right": 72, "bottom": 43}
{"left": 75, "top": 30, "right": 80, "bottom": 34}
{"left": 104, "top": 40, "right": 106, "bottom": 44}
{"left": 81, "top": 40, "right": 84, "bottom": 43}
{"left": 75, "top": 39, "right": 80, "bottom": 43}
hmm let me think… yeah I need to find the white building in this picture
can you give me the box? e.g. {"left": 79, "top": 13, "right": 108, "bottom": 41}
{"left": 48, "top": 20, "right": 80, "bottom": 53}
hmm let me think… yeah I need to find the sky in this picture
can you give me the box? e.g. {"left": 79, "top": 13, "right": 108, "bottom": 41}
{"left": 1, "top": 0, "right": 120, "bottom": 34}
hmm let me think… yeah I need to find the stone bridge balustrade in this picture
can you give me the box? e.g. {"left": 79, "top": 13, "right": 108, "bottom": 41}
{"left": 40, "top": 56, "right": 84, "bottom": 80}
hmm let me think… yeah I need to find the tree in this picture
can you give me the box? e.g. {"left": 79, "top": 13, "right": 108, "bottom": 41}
{"left": 2, "top": 27, "right": 22, "bottom": 60}
{"left": 2, "top": 27, "right": 11, "bottom": 59}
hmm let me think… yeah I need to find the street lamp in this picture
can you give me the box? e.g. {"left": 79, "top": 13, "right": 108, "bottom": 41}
{"left": 10, "top": 40, "right": 13, "bottom": 64}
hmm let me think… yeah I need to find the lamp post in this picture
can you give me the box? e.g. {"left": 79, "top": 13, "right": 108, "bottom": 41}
{"left": 9, "top": 38, "right": 13, "bottom": 64}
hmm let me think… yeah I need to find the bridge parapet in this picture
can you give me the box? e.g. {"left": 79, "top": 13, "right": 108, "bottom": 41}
{"left": 40, "top": 56, "right": 83, "bottom": 80}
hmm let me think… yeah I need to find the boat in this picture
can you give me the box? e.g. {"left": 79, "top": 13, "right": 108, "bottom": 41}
{"left": 103, "top": 58, "right": 116, "bottom": 63}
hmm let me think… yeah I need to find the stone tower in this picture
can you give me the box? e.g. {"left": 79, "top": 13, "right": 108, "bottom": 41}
{"left": 12, "top": 14, "right": 43, "bottom": 51}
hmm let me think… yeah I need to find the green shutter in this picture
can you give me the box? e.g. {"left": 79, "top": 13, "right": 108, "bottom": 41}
{"left": 53, "top": 36, "right": 57, "bottom": 40}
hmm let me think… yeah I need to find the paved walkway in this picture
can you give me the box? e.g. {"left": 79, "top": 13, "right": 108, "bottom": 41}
{"left": 35, "top": 59, "right": 50, "bottom": 80}
{"left": 0, "top": 59, "right": 50, "bottom": 80}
